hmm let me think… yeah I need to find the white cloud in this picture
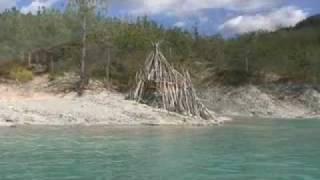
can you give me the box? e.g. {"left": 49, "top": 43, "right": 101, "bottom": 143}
{"left": 0, "top": 0, "right": 16, "bottom": 12}
{"left": 219, "top": 6, "right": 307, "bottom": 35}
{"left": 21, "top": 0, "right": 60, "bottom": 14}
{"left": 174, "top": 21, "right": 186, "bottom": 27}
{"left": 199, "top": 16, "right": 209, "bottom": 23}
{"left": 127, "top": 0, "right": 281, "bottom": 16}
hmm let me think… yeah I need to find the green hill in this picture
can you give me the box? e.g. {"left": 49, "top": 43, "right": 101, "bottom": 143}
{"left": 295, "top": 14, "right": 320, "bottom": 29}
{"left": 0, "top": 8, "right": 319, "bottom": 88}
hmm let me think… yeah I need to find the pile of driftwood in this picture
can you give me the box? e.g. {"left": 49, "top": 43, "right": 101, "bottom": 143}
{"left": 130, "top": 43, "right": 213, "bottom": 120}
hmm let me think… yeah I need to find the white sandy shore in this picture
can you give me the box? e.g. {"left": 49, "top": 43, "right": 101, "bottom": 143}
{"left": 0, "top": 77, "right": 224, "bottom": 127}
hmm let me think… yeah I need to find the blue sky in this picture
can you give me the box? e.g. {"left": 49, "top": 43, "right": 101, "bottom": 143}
{"left": 1, "top": 0, "right": 320, "bottom": 35}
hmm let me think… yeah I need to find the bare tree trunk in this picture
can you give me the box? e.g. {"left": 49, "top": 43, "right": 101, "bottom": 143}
{"left": 20, "top": 52, "right": 25, "bottom": 63}
{"left": 43, "top": 52, "right": 47, "bottom": 70}
{"left": 245, "top": 50, "right": 251, "bottom": 84}
{"left": 50, "top": 55, "right": 55, "bottom": 74}
{"left": 36, "top": 53, "right": 39, "bottom": 64}
{"left": 245, "top": 56, "right": 249, "bottom": 73}
{"left": 28, "top": 53, "right": 32, "bottom": 68}
{"left": 105, "top": 48, "right": 111, "bottom": 85}
{"left": 79, "top": 14, "right": 88, "bottom": 95}
{"left": 245, "top": 48, "right": 251, "bottom": 73}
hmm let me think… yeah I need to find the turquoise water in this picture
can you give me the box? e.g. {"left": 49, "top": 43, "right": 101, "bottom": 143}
{"left": 0, "top": 119, "right": 320, "bottom": 180}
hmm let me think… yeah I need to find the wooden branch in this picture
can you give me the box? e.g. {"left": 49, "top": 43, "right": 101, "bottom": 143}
{"left": 130, "top": 43, "right": 215, "bottom": 120}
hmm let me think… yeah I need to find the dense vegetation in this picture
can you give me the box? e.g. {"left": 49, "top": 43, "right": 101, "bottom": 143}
{"left": 1, "top": 7, "right": 320, "bottom": 89}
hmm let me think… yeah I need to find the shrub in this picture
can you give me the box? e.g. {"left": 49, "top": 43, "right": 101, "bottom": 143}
{"left": 9, "top": 66, "right": 33, "bottom": 83}
{"left": 210, "top": 69, "right": 254, "bottom": 86}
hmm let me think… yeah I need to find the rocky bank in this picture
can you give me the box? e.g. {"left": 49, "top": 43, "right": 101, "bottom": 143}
{"left": 201, "top": 84, "right": 320, "bottom": 119}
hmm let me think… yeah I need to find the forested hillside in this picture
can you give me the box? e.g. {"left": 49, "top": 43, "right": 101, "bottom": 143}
{"left": 1, "top": 7, "right": 320, "bottom": 90}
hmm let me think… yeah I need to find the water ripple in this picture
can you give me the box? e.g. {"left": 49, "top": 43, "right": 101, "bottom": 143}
{"left": 0, "top": 120, "right": 319, "bottom": 180}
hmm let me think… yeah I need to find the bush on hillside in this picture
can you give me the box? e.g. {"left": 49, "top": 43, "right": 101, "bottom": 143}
{"left": 9, "top": 66, "right": 33, "bottom": 83}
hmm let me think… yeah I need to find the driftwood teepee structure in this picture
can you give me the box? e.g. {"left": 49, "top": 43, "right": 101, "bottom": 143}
{"left": 130, "top": 43, "right": 213, "bottom": 120}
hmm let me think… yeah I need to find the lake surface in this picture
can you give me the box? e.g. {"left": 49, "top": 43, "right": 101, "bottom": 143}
{"left": 0, "top": 119, "right": 320, "bottom": 180}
